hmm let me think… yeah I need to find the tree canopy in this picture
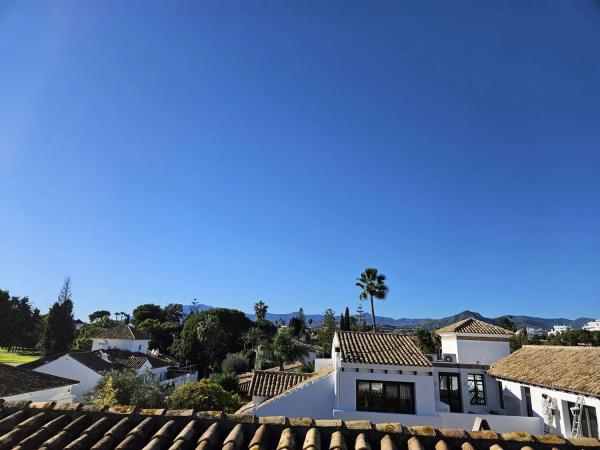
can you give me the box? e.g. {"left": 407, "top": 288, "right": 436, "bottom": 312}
{"left": 42, "top": 278, "right": 75, "bottom": 355}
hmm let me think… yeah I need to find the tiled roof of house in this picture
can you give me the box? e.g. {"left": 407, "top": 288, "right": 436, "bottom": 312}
{"left": 238, "top": 362, "right": 305, "bottom": 395}
{"left": 436, "top": 318, "right": 513, "bottom": 336}
{"left": 337, "top": 331, "right": 432, "bottom": 367}
{"left": 248, "top": 371, "right": 313, "bottom": 397}
{"left": 488, "top": 345, "right": 600, "bottom": 398}
{"left": 92, "top": 324, "right": 149, "bottom": 340}
{"left": 0, "top": 364, "right": 78, "bottom": 397}
{"left": 1, "top": 400, "right": 599, "bottom": 450}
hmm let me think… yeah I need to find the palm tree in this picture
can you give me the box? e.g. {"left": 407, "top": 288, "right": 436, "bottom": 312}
{"left": 254, "top": 301, "right": 267, "bottom": 322}
{"left": 355, "top": 267, "right": 389, "bottom": 332}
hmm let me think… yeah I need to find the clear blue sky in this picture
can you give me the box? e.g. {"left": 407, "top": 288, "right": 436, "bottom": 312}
{"left": 1, "top": 1, "right": 599, "bottom": 321}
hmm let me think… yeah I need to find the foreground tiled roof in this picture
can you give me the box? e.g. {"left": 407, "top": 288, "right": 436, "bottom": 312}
{"left": 92, "top": 324, "right": 150, "bottom": 340}
{"left": 1, "top": 400, "right": 599, "bottom": 450}
{"left": 0, "top": 364, "right": 78, "bottom": 397}
{"left": 488, "top": 345, "right": 600, "bottom": 398}
{"left": 337, "top": 331, "right": 432, "bottom": 367}
{"left": 248, "top": 371, "right": 313, "bottom": 397}
{"left": 436, "top": 318, "right": 513, "bottom": 336}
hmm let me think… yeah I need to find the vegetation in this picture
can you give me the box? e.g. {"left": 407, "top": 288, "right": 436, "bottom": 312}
{"left": 355, "top": 268, "right": 389, "bottom": 332}
{"left": 171, "top": 308, "right": 253, "bottom": 375}
{"left": 317, "top": 309, "right": 337, "bottom": 356}
{"left": 211, "top": 371, "right": 240, "bottom": 392}
{"left": 415, "top": 329, "right": 441, "bottom": 355}
{"left": 0, "top": 290, "right": 43, "bottom": 352}
{"left": 42, "top": 278, "right": 75, "bottom": 356}
{"left": 0, "top": 348, "right": 40, "bottom": 364}
{"left": 257, "top": 327, "right": 309, "bottom": 371}
{"left": 84, "top": 370, "right": 170, "bottom": 408}
{"left": 169, "top": 379, "right": 243, "bottom": 412}
{"left": 221, "top": 352, "right": 251, "bottom": 374}
{"left": 340, "top": 307, "right": 352, "bottom": 331}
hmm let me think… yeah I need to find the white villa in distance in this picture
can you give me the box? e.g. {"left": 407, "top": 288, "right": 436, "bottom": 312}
{"left": 18, "top": 324, "right": 197, "bottom": 400}
{"left": 240, "top": 318, "right": 600, "bottom": 438}
{"left": 548, "top": 325, "right": 571, "bottom": 336}
{"left": 583, "top": 320, "right": 600, "bottom": 332}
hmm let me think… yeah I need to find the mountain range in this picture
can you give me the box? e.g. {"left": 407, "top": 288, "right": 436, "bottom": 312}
{"left": 182, "top": 304, "right": 594, "bottom": 330}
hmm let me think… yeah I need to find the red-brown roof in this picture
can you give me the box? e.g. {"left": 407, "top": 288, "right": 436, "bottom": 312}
{"left": 337, "top": 331, "right": 432, "bottom": 367}
{"left": 0, "top": 400, "right": 597, "bottom": 450}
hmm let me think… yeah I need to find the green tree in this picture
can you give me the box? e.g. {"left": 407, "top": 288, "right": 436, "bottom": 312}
{"left": 497, "top": 316, "right": 516, "bottom": 331}
{"left": 355, "top": 268, "right": 389, "bottom": 332}
{"left": 317, "top": 309, "right": 337, "bottom": 356}
{"left": 74, "top": 318, "right": 118, "bottom": 351}
{"left": 132, "top": 303, "right": 164, "bottom": 325}
{"left": 137, "top": 318, "right": 180, "bottom": 353}
{"left": 42, "top": 278, "right": 75, "bottom": 355}
{"left": 221, "top": 352, "right": 250, "bottom": 374}
{"left": 340, "top": 307, "right": 351, "bottom": 331}
{"left": 415, "top": 329, "right": 440, "bottom": 355}
{"left": 254, "top": 301, "right": 267, "bottom": 321}
{"left": 211, "top": 371, "right": 240, "bottom": 392}
{"left": 163, "top": 303, "right": 184, "bottom": 323}
{"left": 89, "top": 310, "right": 111, "bottom": 323}
{"left": 510, "top": 329, "right": 529, "bottom": 352}
{"left": 258, "top": 327, "right": 309, "bottom": 371}
{"left": 172, "top": 308, "right": 253, "bottom": 375}
{"left": 169, "top": 379, "right": 243, "bottom": 412}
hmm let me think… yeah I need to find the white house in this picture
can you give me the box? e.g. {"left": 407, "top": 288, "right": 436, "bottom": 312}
{"left": 0, "top": 362, "right": 78, "bottom": 403}
{"left": 19, "top": 324, "right": 197, "bottom": 399}
{"left": 489, "top": 345, "right": 600, "bottom": 439}
{"left": 548, "top": 325, "right": 571, "bottom": 336}
{"left": 242, "top": 319, "right": 542, "bottom": 433}
{"left": 583, "top": 320, "right": 600, "bottom": 332}
{"left": 91, "top": 323, "right": 150, "bottom": 353}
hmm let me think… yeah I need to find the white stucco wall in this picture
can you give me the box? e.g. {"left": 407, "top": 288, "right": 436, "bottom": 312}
{"left": 499, "top": 379, "right": 600, "bottom": 438}
{"left": 254, "top": 372, "right": 335, "bottom": 418}
{"left": 441, "top": 335, "right": 510, "bottom": 365}
{"left": 91, "top": 338, "right": 149, "bottom": 353}
{"left": 2, "top": 385, "right": 76, "bottom": 403}
{"left": 33, "top": 355, "right": 101, "bottom": 400}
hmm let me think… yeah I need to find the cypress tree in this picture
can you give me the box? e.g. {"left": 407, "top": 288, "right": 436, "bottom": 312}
{"left": 42, "top": 277, "right": 75, "bottom": 355}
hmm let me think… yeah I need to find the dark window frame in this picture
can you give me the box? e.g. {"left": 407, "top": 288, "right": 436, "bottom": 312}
{"left": 523, "top": 386, "right": 533, "bottom": 417}
{"left": 468, "top": 373, "right": 486, "bottom": 405}
{"left": 498, "top": 381, "right": 504, "bottom": 409}
{"left": 356, "top": 380, "right": 415, "bottom": 414}
{"left": 438, "top": 372, "right": 462, "bottom": 413}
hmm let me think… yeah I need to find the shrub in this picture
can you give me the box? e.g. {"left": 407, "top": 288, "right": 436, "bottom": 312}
{"left": 211, "top": 371, "right": 239, "bottom": 392}
{"left": 83, "top": 369, "right": 169, "bottom": 408}
{"left": 221, "top": 352, "right": 250, "bottom": 374}
{"left": 169, "top": 379, "right": 243, "bottom": 412}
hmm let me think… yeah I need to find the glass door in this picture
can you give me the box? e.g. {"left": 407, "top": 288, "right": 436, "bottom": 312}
{"left": 439, "top": 372, "right": 462, "bottom": 412}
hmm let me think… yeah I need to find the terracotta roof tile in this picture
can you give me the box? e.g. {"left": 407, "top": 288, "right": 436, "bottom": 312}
{"left": 248, "top": 371, "right": 314, "bottom": 397}
{"left": 0, "top": 363, "right": 78, "bottom": 397}
{"left": 436, "top": 318, "right": 513, "bottom": 336}
{"left": 92, "top": 324, "right": 149, "bottom": 340}
{"left": 488, "top": 345, "right": 600, "bottom": 397}
{"left": 1, "top": 401, "right": 599, "bottom": 450}
{"left": 337, "top": 331, "right": 432, "bottom": 367}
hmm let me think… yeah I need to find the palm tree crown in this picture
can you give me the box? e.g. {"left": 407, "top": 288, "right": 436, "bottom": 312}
{"left": 355, "top": 267, "right": 389, "bottom": 332}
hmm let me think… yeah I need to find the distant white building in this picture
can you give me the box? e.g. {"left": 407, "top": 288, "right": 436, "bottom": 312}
{"left": 583, "top": 320, "right": 600, "bottom": 332}
{"left": 548, "top": 325, "right": 571, "bottom": 336}
{"left": 1, "top": 363, "right": 78, "bottom": 403}
{"left": 19, "top": 324, "right": 197, "bottom": 400}
{"left": 525, "top": 326, "right": 545, "bottom": 337}
{"left": 489, "top": 345, "right": 600, "bottom": 438}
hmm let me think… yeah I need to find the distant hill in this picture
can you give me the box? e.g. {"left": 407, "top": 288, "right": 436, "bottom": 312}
{"left": 182, "top": 304, "right": 593, "bottom": 331}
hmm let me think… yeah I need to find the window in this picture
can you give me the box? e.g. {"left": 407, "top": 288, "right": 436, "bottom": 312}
{"left": 523, "top": 386, "right": 533, "bottom": 417}
{"left": 356, "top": 380, "right": 415, "bottom": 414}
{"left": 439, "top": 373, "right": 462, "bottom": 412}
{"left": 498, "top": 381, "right": 504, "bottom": 409}
{"left": 468, "top": 374, "right": 486, "bottom": 405}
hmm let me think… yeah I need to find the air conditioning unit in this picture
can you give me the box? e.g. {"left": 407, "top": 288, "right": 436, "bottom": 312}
{"left": 442, "top": 353, "right": 456, "bottom": 363}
